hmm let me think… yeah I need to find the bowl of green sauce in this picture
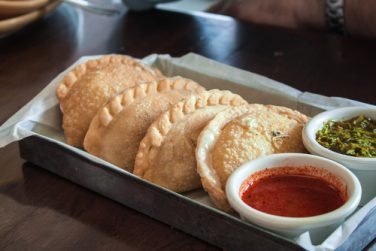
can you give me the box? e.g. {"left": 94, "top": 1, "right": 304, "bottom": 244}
{"left": 302, "top": 106, "right": 376, "bottom": 205}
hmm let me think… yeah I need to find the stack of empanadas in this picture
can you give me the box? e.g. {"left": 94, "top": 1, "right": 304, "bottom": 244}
{"left": 134, "top": 89, "right": 247, "bottom": 192}
{"left": 56, "top": 54, "right": 309, "bottom": 212}
{"left": 84, "top": 77, "right": 205, "bottom": 171}
{"left": 56, "top": 55, "right": 164, "bottom": 147}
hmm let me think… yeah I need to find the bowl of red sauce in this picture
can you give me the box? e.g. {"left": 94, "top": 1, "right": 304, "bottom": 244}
{"left": 226, "top": 153, "right": 361, "bottom": 237}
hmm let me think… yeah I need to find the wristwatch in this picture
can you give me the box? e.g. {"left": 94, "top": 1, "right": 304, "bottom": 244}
{"left": 326, "top": 0, "right": 347, "bottom": 34}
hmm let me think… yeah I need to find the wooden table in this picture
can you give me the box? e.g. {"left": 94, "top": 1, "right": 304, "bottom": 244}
{"left": 0, "top": 3, "right": 375, "bottom": 250}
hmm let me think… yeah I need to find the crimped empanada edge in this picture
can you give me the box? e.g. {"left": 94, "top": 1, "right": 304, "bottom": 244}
{"left": 195, "top": 104, "right": 309, "bottom": 212}
{"left": 195, "top": 105, "right": 262, "bottom": 212}
{"left": 265, "top": 105, "right": 310, "bottom": 124}
{"left": 83, "top": 77, "right": 204, "bottom": 154}
{"left": 133, "top": 90, "right": 248, "bottom": 179}
{"left": 56, "top": 54, "right": 162, "bottom": 100}
{"left": 97, "top": 77, "right": 205, "bottom": 128}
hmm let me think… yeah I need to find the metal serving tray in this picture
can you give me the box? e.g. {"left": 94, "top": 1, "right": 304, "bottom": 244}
{"left": 2, "top": 53, "right": 374, "bottom": 250}
{"left": 18, "top": 136, "right": 376, "bottom": 251}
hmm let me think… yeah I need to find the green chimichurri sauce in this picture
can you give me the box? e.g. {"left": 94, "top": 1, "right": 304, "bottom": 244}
{"left": 316, "top": 115, "right": 376, "bottom": 158}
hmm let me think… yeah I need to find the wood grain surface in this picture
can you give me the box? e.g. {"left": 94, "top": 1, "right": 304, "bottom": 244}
{"left": 0, "top": 3, "right": 375, "bottom": 251}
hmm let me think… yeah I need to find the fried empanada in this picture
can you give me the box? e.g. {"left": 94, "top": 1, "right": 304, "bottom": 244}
{"left": 133, "top": 90, "right": 247, "bottom": 193}
{"left": 196, "top": 105, "right": 309, "bottom": 211}
{"left": 83, "top": 77, "right": 204, "bottom": 172}
{"left": 57, "top": 54, "right": 163, "bottom": 147}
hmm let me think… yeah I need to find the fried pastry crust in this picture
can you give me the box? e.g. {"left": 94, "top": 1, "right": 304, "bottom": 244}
{"left": 196, "top": 104, "right": 309, "bottom": 212}
{"left": 83, "top": 77, "right": 204, "bottom": 172}
{"left": 57, "top": 54, "right": 163, "bottom": 147}
{"left": 133, "top": 90, "right": 247, "bottom": 192}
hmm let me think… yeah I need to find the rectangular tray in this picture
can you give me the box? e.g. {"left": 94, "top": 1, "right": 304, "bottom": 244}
{"left": 19, "top": 136, "right": 376, "bottom": 251}
{"left": 3, "top": 53, "right": 372, "bottom": 251}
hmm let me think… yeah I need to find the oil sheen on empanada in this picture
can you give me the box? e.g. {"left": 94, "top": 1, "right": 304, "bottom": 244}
{"left": 57, "top": 54, "right": 163, "bottom": 147}
{"left": 196, "top": 105, "right": 309, "bottom": 212}
{"left": 83, "top": 77, "right": 204, "bottom": 172}
{"left": 133, "top": 90, "right": 247, "bottom": 193}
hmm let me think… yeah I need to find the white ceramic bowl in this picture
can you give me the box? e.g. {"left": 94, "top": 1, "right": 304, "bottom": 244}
{"left": 226, "top": 153, "right": 361, "bottom": 237}
{"left": 302, "top": 106, "right": 376, "bottom": 204}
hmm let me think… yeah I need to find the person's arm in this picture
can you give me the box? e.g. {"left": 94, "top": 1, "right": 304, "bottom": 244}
{"left": 210, "top": 0, "right": 376, "bottom": 37}
{"left": 344, "top": 0, "right": 376, "bottom": 36}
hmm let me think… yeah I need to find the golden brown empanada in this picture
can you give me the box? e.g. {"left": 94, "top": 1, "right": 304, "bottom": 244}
{"left": 133, "top": 90, "right": 247, "bottom": 193}
{"left": 57, "top": 54, "right": 163, "bottom": 147}
{"left": 83, "top": 77, "right": 204, "bottom": 172}
{"left": 196, "top": 104, "right": 309, "bottom": 211}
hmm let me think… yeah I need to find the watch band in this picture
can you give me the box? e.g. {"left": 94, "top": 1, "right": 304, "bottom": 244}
{"left": 326, "top": 0, "right": 346, "bottom": 34}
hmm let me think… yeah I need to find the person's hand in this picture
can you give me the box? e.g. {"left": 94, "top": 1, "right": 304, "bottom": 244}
{"left": 209, "top": 0, "right": 325, "bottom": 30}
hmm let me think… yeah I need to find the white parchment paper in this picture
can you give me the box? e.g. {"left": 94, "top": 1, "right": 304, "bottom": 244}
{"left": 0, "top": 53, "right": 375, "bottom": 251}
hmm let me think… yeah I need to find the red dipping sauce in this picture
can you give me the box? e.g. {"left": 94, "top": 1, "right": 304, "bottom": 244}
{"left": 241, "top": 168, "right": 346, "bottom": 217}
